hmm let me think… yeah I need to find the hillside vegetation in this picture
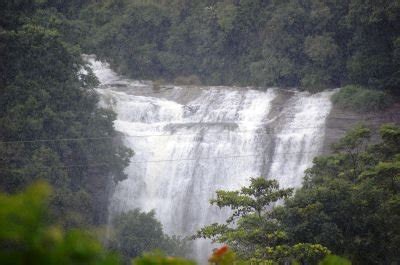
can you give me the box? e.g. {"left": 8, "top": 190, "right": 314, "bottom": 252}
{"left": 76, "top": 0, "right": 400, "bottom": 94}
{"left": 1, "top": 0, "right": 132, "bottom": 227}
{"left": 1, "top": 0, "right": 399, "bottom": 264}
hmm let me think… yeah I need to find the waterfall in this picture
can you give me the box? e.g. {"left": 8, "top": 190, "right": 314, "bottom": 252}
{"left": 87, "top": 56, "right": 334, "bottom": 262}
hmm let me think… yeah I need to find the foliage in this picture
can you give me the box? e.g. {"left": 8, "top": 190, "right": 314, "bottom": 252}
{"left": 109, "top": 210, "right": 191, "bottom": 263}
{"left": 208, "top": 246, "right": 244, "bottom": 265}
{"left": 319, "top": 255, "right": 351, "bottom": 265}
{"left": 257, "top": 243, "right": 331, "bottom": 265}
{"left": 194, "top": 178, "right": 293, "bottom": 252}
{"left": 133, "top": 251, "right": 195, "bottom": 265}
{"left": 277, "top": 124, "right": 400, "bottom": 264}
{"left": 331, "top": 85, "right": 392, "bottom": 112}
{"left": 0, "top": 181, "right": 120, "bottom": 265}
{"left": 2, "top": 1, "right": 400, "bottom": 264}
{"left": 194, "top": 178, "right": 330, "bottom": 263}
{"left": 0, "top": 2, "right": 132, "bottom": 228}
{"left": 195, "top": 125, "right": 400, "bottom": 264}
{"left": 4, "top": 0, "right": 399, "bottom": 93}
{"left": 0, "top": 182, "right": 197, "bottom": 265}
{"left": 74, "top": 0, "right": 399, "bottom": 94}
{"left": 0, "top": 180, "right": 349, "bottom": 265}
{"left": 210, "top": 178, "right": 293, "bottom": 222}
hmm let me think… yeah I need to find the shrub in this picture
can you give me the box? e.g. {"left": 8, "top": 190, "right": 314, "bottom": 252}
{"left": 331, "top": 85, "right": 392, "bottom": 113}
{"left": 0, "top": 182, "right": 120, "bottom": 265}
{"left": 109, "top": 210, "right": 191, "bottom": 263}
{"left": 133, "top": 251, "right": 195, "bottom": 265}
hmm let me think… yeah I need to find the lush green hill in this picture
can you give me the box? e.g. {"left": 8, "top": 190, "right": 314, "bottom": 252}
{"left": 78, "top": 0, "right": 400, "bottom": 95}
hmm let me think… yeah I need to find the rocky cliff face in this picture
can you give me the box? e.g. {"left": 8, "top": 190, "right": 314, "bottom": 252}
{"left": 322, "top": 102, "right": 400, "bottom": 154}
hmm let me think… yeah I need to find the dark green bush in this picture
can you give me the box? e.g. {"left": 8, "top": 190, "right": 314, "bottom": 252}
{"left": 332, "top": 85, "right": 392, "bottom": 113}
{"left": 109, "top": 210, "right": 191, "bottom": 263}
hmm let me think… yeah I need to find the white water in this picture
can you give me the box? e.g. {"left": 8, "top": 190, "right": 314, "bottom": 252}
{"left": 87, "top": 56, "right": 334, "bottom": 262}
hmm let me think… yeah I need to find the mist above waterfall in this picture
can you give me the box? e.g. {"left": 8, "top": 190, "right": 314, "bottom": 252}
{"left": 88, "top": 57, "right": 334, "bottom": 262}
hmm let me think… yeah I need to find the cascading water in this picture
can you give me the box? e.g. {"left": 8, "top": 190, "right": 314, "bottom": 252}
{"left": 87, "top": 56, "right": 334, "bottom": 263}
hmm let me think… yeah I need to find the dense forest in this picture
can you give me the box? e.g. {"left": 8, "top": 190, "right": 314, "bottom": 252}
{"left": 1, "top": 0, "right": 132, "bottom": 228}
{"left": 1, "top": 0, "right": 399, "bottom": 264}
{"left": 78, "top": 0, "right": 400, "bottom": 93}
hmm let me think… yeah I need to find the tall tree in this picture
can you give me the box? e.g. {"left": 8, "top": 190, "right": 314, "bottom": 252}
{"left": 0, "top": 4, "right": 132, "bottom": 227}
{"left": 194, "top": 178, "right": 330, "bottom": 263}
{"left": 278, "top": 124, "right": 400, "bottom": 264}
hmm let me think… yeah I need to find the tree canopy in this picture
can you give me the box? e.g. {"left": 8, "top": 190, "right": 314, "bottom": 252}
{"left": 0, "top": 0, "right": 132, "bottom": 228}
{"left": 0, "top": 182, "right": 120, "bottom": 265}
{"left": 109, "top": 209, "right": 191, "bottom": 263}
{"left": 75, "top": 0, "right": 400, "bottom": 95}
{"left": 194, "top": 178, "right": 330, "bottom": 264}
{"left": 278, "top": 124, "right": 400, "bottom": 264}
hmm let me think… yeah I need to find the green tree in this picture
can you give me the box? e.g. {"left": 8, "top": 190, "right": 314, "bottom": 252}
{"left": 133, "top": 251, "right": 195, "bottom": 265}
{"left": 0, "top": 181, "right": 120, "bottom": 265}
{"left": 0, "top": 17, "right": 132, "bottom": 227}
{"left": 331, "top": 85, "right": 392, "bottom": 113}
{"left": 194, "top": 178, "right": 293, "bottom": 252}
{"left": 302, "top": 34, "right": 341, "bottom": 90}
{"left": 73, "top": 0, "right": 400, "bottom": 95}
{"left": 278, "top": 124, "right": 400, "bottom": 264}
{"left": 109, "top": 210, "right": 190, "bottom": 263}
{"left": 345, "top": 0, "right": 400, "bottom": 91}
{"left": 194, "top": 178, "right": 329, "bottom": 263}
